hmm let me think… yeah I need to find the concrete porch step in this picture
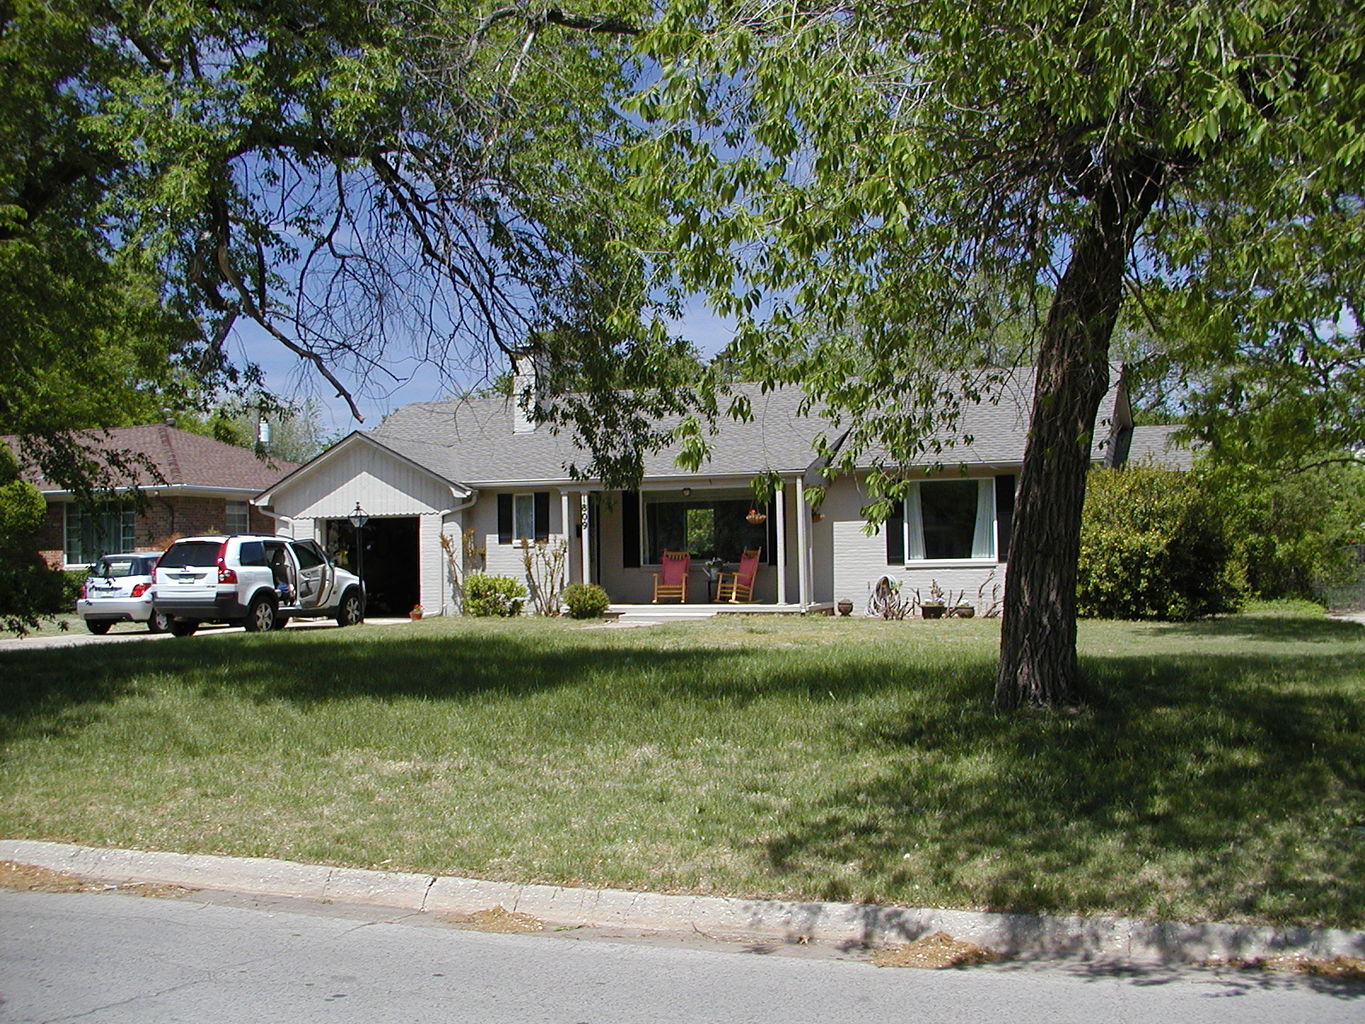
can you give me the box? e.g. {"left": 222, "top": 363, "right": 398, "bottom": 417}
{"left": 610, "top": 605, "right": 718, "bottom": 621}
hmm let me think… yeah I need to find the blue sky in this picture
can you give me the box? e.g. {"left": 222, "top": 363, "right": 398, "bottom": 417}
{"left": 236, "top": 296, "right": 737, "bottom": 436}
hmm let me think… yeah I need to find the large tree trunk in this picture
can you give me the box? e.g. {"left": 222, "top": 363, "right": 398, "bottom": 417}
{"left": 995, "top": 161, "right": 1165, "bottom": 710}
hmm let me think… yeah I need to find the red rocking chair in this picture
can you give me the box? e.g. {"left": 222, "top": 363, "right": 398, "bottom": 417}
{"left": 716, "top": 548, "right": 762, "bottom": 603}
{"left": 652, "top": 550, "right": 690, "bottom": 602}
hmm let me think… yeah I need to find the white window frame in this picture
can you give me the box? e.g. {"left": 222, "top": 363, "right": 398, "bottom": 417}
{"left": 905, "top": 478, "right": 997, "bottom": 564}
{"left": 513, "top": 492, "right": 536, "bottom": 542}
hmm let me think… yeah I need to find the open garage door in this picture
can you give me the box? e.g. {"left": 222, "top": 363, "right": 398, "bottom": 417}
{"left": 325, "top": 516, "right": 420, "bottom": 616}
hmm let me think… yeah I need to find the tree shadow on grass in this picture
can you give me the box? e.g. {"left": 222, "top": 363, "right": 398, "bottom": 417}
{"left": 0, "top": 629, "right": 724, "bottom": 738}
{"left": 761, "top": 644, "right": 1365, "bottom": 943}
{"left": 1138, "top": 614, "right": 1365, "bottom": 644}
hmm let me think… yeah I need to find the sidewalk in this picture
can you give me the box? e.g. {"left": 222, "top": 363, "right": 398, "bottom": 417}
{"left": 3, "top": 839, "right": 1361, "bottom": 965}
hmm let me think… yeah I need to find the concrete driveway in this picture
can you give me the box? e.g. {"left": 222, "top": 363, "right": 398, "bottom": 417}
{"left": 0, "top": 617, "right": 414, "bottom": 653}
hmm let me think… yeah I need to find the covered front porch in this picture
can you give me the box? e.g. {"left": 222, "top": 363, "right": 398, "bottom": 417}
{"left": 570, "top": 475, "right": 828, "bottom": 612}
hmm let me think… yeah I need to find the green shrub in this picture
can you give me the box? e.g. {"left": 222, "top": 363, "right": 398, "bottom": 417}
{"left": 1078, "top": 466, "right": 1242, "bottom": 620}
{"left": 560, "top": 582, "right": 610, "bottom": 619}
{"left": 58, "top": 570, "right": 87, "bottom": 611}
{"left": 0, "top": 442, "right": 69, "bottom": 631}
{"left": 463, "top": 573, "right": 527, "bottom": 617}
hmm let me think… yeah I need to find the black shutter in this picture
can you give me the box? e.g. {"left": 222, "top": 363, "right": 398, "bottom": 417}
{"left": 497, "top": 494, "right": 512, "bottom": 544}
{"left": 534, "top": 491, "right": 550, "bottom": 542}
{"left": 886, "top": 499, "right": 906, "bottom": 565}
{"left": 995, "top": 475, "right": 1016, "bottom": 562}
{"left": 766, "top": 508, "right": 778, "bottom": 565}
{"left": 621, "top": 490, "right": 640, "bottom": 568}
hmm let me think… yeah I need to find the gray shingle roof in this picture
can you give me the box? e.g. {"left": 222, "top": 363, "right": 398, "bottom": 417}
{"left": 370, "top": 385, "right": 831, "bottom": 484}
{"left": 1125, "top": 424, "right": 1197, "bottom": 471}
{"left": 853, "top": 366, "right": 1130, "bottom": 468}
{"left": 366, "top": 370, "right": 1124, "bottom": 485}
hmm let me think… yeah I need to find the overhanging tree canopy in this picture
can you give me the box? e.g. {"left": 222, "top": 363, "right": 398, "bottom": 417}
{"left": 0, "top": 0, "right": 686, "bottom": 493}
{"left": 622, "top": 0, "right": 1364, "bottom": 707}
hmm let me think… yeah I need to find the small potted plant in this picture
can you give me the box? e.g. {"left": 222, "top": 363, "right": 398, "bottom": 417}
{"left": 409, "top": 604, "right": 424, "bottom": 620}
{"left": 837, "top": 598, "right": 854, "bottom": 616}
{"left": 918, "top": 580, "right": 947, "bottom": 619}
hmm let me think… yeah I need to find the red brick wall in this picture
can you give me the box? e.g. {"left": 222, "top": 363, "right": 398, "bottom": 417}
{"left": 39, "top": 497, "right": 282, "bottom": 567}
{"left": 37, "top": 504, "right": 65, "bottom": 569}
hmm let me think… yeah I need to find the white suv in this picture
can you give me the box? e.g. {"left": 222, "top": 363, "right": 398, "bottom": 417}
{"left": 153, "top": 535, "right": 365, "bottom": 637}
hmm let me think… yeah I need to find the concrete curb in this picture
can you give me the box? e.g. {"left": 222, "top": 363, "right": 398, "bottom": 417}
{"left": 4, "top": 839, "right": 1362, "bottom": 964}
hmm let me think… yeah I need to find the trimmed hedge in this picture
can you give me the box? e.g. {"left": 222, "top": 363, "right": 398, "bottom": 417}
{"left": 1078, "top": 466, "right": 1242, "bottom": 620}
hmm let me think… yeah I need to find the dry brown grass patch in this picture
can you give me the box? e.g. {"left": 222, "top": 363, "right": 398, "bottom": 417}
{"left": 870, "top": 931, "right": 1001, "bottom": 969}
{"left": 0, "top": 861, "right": 193, "bottom": 899}
{"left": 437, "top": 905, "right": 545, "bottom": 933}
{"left": 1211, "top": 955, "right": 1365, "bottom": 982}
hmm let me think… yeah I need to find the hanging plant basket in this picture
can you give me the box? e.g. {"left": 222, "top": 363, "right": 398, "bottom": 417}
{"left": 745, "top": 509, "right": 768, "bottom": 524}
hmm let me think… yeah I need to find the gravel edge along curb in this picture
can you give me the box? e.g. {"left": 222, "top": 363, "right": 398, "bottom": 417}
{"left": 3, "top": 839, "right": 1362, "bottom": 964}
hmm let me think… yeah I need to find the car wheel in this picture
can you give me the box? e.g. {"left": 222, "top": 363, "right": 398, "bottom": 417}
{"left": 147, "top": 610, "right": 171, "bottom": 634}
{"left": 335, "top": 589, "right": 365, "bottom": 627}
{"left": 168, "top": 619, "right": 198, "bottom": 637}
{"left": 244, "top": 594, "right": 277, "bottom": 633}
{"left": 85, "top": 621, "right": 112, "bottom": 635}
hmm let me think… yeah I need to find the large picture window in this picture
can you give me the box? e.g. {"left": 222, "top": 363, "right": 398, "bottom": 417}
{"left": 64, "top": 504, "right": 135, "bottom": 566}
{"left": 643, "top": 495, "right": 768, "bottom": 565}
{"left": 905, "top": 478, "right": 996, "bottom": 561}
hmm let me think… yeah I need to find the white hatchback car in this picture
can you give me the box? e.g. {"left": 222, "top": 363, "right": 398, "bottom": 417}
{"left": 76, "top": 552, "right": 170, "bottom": 634}
{"left": 153, "top": 535, "right": 365, "bottom": 637}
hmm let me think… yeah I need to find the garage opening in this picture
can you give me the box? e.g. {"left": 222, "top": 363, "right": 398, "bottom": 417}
{"left": 325, "top": 516, "right": 420, "bottom": 616}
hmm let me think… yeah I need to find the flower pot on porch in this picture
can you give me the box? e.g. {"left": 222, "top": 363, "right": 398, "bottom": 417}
{"left": 952, "top": 605, "right": 975, "bottom": 618}
{"left": 409, "top": 606, "right": 424, "bottom": 620}
{"left": 920, "top": 603, "right": 946, "bottom": 619}
{"left": 837, "top": 599, "right": 854, "bottom": 617}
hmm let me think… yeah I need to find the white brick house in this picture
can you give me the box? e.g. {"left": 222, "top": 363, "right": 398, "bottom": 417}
{"left": 255, "top": 367, "right": 1182, "bottom": 616}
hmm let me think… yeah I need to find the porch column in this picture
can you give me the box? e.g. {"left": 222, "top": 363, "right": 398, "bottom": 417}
{"left": 579, "top": 492, "right": 592, "bottom": 586}
{"left": 559, "top": 489, "right": 572, "bottom": 577}
{"left": 775, "top": 480, "right": 788, "bottom": 604}
{"left": 796, "top": 478, "right": 811, "bottom": 608}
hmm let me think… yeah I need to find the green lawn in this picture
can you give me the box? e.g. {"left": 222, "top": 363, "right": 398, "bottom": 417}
{"left": 2, "top": 606, "right": 1362, "bottom": 928}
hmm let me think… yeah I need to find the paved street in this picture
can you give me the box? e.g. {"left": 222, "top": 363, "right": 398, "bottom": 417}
{"left": 3, "top": 889, "right": 1360, "bottom": 1023}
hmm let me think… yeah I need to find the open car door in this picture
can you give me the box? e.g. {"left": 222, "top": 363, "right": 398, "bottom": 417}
{"left": 291, "top": 539, "right": 336, "bottom": 609}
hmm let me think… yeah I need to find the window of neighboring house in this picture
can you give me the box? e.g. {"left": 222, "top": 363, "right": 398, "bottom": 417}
{"left": 904, "top": 478, "right": 996, "bottom": 561}
{"left": 642, "top": 494, "right": 768, "bottom": 565}
{"left": 225, "top": 500, "right": 250, "bottom": 534}
{"left": 64, "top": 505, "right": 135, "bottom": 566}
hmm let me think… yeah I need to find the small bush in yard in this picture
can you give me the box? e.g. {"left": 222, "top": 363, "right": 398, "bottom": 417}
{"left": 561, "top": 582, "right": 610, "bottom": 619}
{"left": 463, "top": 573, "right": 527, "bottom": 617}
{"left": 1078, "top": 465, "right": 1242, "bottom": 620}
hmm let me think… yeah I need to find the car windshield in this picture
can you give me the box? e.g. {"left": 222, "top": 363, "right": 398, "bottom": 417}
{"left": 158, "top": 542, "right": 221, "bottom": 569}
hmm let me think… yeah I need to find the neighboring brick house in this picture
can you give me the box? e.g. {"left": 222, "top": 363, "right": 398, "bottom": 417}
{"left": 7, "top": 424, "right": 297, "bottom": 568}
